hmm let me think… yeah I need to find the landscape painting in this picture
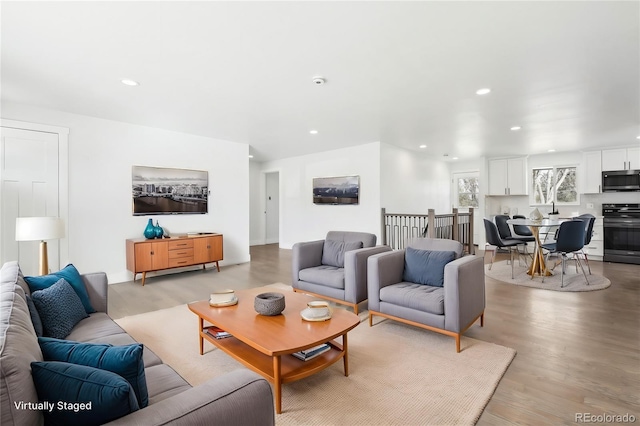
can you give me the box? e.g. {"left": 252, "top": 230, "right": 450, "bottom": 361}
{"left": 132, "top": 165, "right": 208, "bottom": 215}
{"left": 312, "top": 176, "right": 359, "bottom": 205}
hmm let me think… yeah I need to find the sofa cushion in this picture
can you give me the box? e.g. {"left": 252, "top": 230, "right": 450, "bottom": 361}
{"left": 31, "top": 279, "right": 89, "bottom": 339}
{"left": 145, "top": 364, "right": 192, "bottom": 405}
{"left": 39, "top": 337, "right": 149, "bottom": 408}
{"left": 25, "top": 295, "right": 43, "bottom": 337}
{"left": 322, "top": 240, "right": 363, "bottom": 268}
{"left": 380, "top": 282, "right": 445, "bottom": 315}
{"left": 403, "top": 247, "right": 456, "bottom": 287}
{"left": 299, "top": 265, "right": 345, "bottom": 289}
{"left": 31, "top": 361, "right": 139, "bottom": 426}
{"left": 25, "top": 264, "right": 95, "bottom": 313}
{"left": 66, "top": 312, "right": 127, "bottom": 341}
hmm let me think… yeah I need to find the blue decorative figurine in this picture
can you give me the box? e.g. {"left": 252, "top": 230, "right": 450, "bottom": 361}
{"left": 143, "top": 219, "right": 156, "bottom": 239}
{"left": 154, "top": 221, "right": 164, "bottom": 238}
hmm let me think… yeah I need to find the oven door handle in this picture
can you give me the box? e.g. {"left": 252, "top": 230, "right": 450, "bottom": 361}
{"left": 604, "top": 220, "right": 638, "bottom": 228}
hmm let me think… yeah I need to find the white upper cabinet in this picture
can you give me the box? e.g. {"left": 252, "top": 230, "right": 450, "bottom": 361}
{"left": 602, "top": 147, "right": 640, "bottom": 171}
{"left": 582, "top": 151, "right": 602, "bottom": 193}
{"left": 488, "top": 157, "right": 527, "bottom": 195}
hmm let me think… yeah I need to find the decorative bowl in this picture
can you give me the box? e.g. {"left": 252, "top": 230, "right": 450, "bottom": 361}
{"left": 254, "top": 292, "right": 285, "bottom": 316}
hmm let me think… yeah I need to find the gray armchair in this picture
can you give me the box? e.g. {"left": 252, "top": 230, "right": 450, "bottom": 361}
{"left": 367, "top": 238, "right": 485, "bottom": 352}
{"left": 292, "top": 231, "right": 391, "bottom": 314}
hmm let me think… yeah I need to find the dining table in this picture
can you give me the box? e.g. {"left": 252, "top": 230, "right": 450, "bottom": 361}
{"left": 507, "top": 218, "right": 565, "bottom": 278}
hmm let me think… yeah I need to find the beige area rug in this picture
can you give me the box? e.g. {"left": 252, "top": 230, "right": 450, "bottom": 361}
{"left": 115, "top": 284, "right": 516, "bottom": 425}
{"left": 485, "top": 259, "right": 611, "bottom": 291}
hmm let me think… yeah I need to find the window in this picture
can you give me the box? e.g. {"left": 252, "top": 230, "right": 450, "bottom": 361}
{"left": 532, "top": 166, "right": 578, "bottom": 205}
{"left": 453, "top": 173, "right": 479, "bottom": 208}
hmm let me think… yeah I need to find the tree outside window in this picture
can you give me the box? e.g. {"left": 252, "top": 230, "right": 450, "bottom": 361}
{"left": 457, "top": 177, "right": 479, "bottom": 208}
{"left": 532, "top": 166, "right": 577, "bottom": 205}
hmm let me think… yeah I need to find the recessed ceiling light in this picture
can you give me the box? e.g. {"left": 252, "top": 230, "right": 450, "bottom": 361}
{"left": 476, "top": 88, "right": 491, "bottom": 95}
{"left": 419, "top": 144, "right": 427, "bottom": 149}
{"left": 510, "top": 126, "right": 522, "bottom": 131}
{"left": 121, "top": 79, "right": 139, "bottom": 86}
{"left": 309, "top": 130, "right": 318, "bottom": 135}
{"left": 636, "top": 135, "right": 640, "bottom": 139}
{"left": 248, "top": 155, "right": 254, "bottom": 158}
{"left": 548, "top": 149, "right": 556, "bottom": 153}
{"left": 452, "top": 157, "right": 459, "bottom": 160}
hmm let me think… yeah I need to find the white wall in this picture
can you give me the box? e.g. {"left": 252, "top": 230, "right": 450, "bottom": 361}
{"left": 380, "top": 143, "right": 451, "bottom": 214}
{"left": 249, "top": 161, "right": 263, "bottom": 246}
{"left": 256, "top": 142, "right": 382, "bottom": 248}
{"left": 2, "top": 102, "right": 250, "bottom": 283}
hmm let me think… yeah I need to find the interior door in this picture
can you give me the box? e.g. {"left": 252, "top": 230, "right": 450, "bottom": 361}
{"left": 1, "top": 127, "right": 60, "bottom": 275}
{"left": 265, "top": 172, "right": 279, "bottom": 244}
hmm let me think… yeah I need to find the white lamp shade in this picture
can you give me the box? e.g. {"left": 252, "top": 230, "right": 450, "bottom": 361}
{"left": 15, "top": 217, "right": 65, "bottom": 241}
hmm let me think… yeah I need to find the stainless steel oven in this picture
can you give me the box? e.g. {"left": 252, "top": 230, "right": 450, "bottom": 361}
{"left": 602, "top": 203, "right": 640, "bottom": 264}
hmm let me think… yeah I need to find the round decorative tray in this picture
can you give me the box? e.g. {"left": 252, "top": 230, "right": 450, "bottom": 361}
{"left": 209, "top": 296, "right": 238, "bottom": 307}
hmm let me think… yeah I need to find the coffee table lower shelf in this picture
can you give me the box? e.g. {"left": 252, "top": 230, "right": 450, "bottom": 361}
{"left": 199, "top": 331, "right": 348, "bottom": 413}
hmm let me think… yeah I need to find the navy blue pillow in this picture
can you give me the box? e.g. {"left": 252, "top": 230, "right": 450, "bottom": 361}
{"left": 39, "top": 337, "right": 148, "bottom": 408}
{"left": 31, "top": 279, "right": 89, "bottom": 339}
{"left": 25, "top": 295, "right": 44, "bottom": 337}
{"left": 31, "top": 361, "right": 139, "bottom": 426}
{"left": 25, "top": 264, "right": 95, "bottom": 314}
{"left": 403, "top": 247, "right": 456, "bottom": 287}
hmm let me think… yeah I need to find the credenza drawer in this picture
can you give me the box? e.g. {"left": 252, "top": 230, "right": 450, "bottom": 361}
{"left": 168, "top": 239, "right": 194, "bottom": 250}
{"left": 168, "top": 257, "right": 195, "bottom": 268}
{"left": 168, "top": 248, "right": 194, "bottom": 259}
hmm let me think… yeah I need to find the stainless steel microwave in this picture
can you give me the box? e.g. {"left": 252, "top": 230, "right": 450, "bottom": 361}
{"left": 602, "top": 170, "right": 640, "bottom": 192}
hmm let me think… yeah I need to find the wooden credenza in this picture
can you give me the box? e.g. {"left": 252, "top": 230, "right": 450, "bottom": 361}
{"left": 126, "top": 234, "right": 223, "bottom": 285}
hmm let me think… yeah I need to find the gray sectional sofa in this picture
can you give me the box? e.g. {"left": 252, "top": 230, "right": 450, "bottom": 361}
{"left": 0, "top": 261, "right": 275, "bottom": 426}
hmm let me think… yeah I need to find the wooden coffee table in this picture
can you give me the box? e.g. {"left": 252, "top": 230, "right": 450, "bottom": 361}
{"left": 187, "top": 286, "right": 360, "bottom": 414}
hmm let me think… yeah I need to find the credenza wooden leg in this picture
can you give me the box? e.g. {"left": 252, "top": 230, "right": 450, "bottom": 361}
{"left": 215, "top": 261, "right": 220, "bottom": 272}
{"left": 141, "top": 272, "right": 146, "bottom": 286}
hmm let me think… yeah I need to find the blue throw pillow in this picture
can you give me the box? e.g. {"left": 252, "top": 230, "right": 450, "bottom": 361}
{"left": 39, "top": 337, "right": 149, "bottom": 408}
{"left": 25, "top": 294, "right": 44, "bottom": 337}
{"left": 25, "top": 264, "right": 95, "bottom": 314}
{"left": 31, "top": 279, "right": 89, "bottom": 339}
{"left": 403, "top": 247, "right": 456, "bottom": 287}
{"left": 31, "top": 361, "right": 139, "bottom": 426}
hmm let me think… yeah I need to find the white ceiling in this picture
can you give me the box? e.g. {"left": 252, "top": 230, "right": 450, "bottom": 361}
{"left": 2, "top": 1, "right": 639, "bottom": 162}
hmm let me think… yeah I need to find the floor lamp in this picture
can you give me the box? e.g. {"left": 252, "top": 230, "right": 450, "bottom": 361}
{"left": 15, "top": 217, "right": 65, "bottom": 276}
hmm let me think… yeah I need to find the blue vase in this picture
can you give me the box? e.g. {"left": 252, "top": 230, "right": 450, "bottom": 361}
{"left": 154, "top": 221, "right": 164, "bottom": 238}
{"left": 143, "top": 219, "right": 156, "bottom": 239}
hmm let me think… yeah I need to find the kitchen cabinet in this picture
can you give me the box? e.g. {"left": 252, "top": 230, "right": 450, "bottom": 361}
{"left": 602, "top": 147, "right": 640, "bottom": 171}
{"left": 488, "top": 157, "right": 528, "bottom": 195}
{"left": 582, "top": 151, "right": 602, "bottom": 193}
{"left": 126, "top": 233, "right": 223, "bottom": 285}
{"left": 584, "top": 217, "right": 603, "bottom": 260}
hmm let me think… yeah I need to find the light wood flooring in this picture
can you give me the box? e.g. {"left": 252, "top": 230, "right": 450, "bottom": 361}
{"left": 109, "top": 244, "right": 640, "bottom": 425}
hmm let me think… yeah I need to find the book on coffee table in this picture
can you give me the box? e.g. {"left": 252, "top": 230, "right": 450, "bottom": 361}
{"left": 292, "top": 343, "right": 331, "bottom": 361}
{"left": 205, "top": 326, "right": 231, "bottom": 339}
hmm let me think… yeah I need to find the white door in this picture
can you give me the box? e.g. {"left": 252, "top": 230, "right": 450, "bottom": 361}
{"left": 265, "top": 172, "right": 279, "bottom": 244}
{"left": 1, "top": 127, "right": 60, "bottom": 275}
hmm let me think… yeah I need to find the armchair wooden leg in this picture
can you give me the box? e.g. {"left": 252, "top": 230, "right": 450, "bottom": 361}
{"left": 455, "top": 334, "right": 461, "bottom": 353}
{"left": 480, "top": 312, "right": 484, "bottom": 327}
{"left": 368, "top": 312, "right": 373, "bottom": 327}
{"left": 353, "top": 303, "right": 359, "bottom": 316}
